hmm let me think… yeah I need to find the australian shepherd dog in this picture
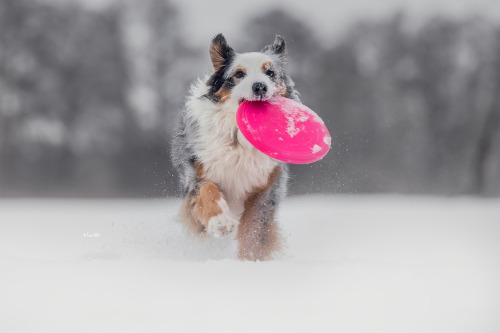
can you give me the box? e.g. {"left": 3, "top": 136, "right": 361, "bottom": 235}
{"left": 171, "top": 34, "right": 300, "bottom": 261}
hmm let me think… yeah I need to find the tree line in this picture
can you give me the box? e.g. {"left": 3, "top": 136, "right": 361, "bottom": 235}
{"left": 0, "top": 0, "right": 499, "bottom": 197}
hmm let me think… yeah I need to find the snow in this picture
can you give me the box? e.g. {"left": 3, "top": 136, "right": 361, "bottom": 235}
{"left": 1, "top": 195, "right": 499, "bottom": 332}
{"left": 284, "top": 113, "right": 309, "bottom": 139}
{"left": 276, "top": 99, "right": 311, "bottom": 138}
{"left": 286, "top": 115, "right": 301, "bottom": 138}
{"left": 311, "top": 144, "right": 322, "bottom": 153}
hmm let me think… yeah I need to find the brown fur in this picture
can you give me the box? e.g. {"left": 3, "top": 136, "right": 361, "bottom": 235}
{"left": 194, "top": 161, "right": 205, "bottom": 178}
{"left": 210, "top": 45, "right": 227, "bottom": 72}
{"left": 277, "top": 84, "right": 289, "bottom": 97}
{"left": 261, "top": 61, "right": 288, "bottom": 97}
{"left": 179, "top": 162, "right": 224, "bottom": 234}
{"left": 213, "top": 67, "right": 248, "bottom": 104}
{"left": 234, "top": 66, "right": 247, "bottom": 77}
{"left": 179, "top": 197, "right": 205, "bottom": 234}
{"left": 237, "top": 166, "right": 282, "bottom": 261}
{"left": 261, "top": 61, "right": 272, "bottom": 72}
{"left": 193, "top": 182, "right": 222, "bottom": 225}
{"left": 213, "top": 87, "right": 232, "bottom": 104}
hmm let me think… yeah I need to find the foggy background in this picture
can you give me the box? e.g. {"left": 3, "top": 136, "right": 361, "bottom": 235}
{"left": 1, "top": 0, "right": 500, "bottom": 198}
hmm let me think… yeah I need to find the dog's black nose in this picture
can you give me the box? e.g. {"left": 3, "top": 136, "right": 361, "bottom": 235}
{"left": 252, "top": 82, "right": 267, "bottom": 96}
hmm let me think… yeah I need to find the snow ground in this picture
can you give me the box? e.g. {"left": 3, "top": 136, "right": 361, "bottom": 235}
{"left": 1, "top": 195, "right": 499, "bottom": 333}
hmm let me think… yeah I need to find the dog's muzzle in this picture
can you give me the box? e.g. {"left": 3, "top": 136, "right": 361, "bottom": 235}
{"left": 252, "top": 82, "right": 268, "bottom": 98}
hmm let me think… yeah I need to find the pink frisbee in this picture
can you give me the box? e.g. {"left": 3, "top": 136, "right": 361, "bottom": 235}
{"left": 236, "top": 96, "right": 331, "bottom": 164}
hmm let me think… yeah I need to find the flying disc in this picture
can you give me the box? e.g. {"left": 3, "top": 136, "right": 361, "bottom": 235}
{"left": 236, "top": 96, "right": 331, "bottom": 164}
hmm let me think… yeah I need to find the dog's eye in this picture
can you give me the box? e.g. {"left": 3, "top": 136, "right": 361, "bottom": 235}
{"left": 265, "top": 69, "right": 275, "bottom": 78}
{"left": 235, "top": 70, "right": 245, "bottom": 79}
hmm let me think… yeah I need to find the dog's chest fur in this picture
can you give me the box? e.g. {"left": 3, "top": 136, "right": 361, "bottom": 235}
{"left": 186, "top": 89, "right": 278, "bottom": 214}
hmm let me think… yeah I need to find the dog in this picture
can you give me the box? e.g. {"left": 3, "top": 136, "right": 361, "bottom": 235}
{"left": 171, "top": 33, "right": 300, "bottom": 261}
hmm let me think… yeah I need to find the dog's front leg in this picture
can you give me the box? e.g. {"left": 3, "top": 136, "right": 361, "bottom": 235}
{"left": 237, "top": 166, "right": 283, "bottom": 261}
{"left": 180, "top": 164, "right": 238, "bottom": 237}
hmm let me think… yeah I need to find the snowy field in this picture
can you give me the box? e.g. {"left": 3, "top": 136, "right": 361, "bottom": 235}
{"left": 1, "top": 195, "right": 499, "bottom": 333}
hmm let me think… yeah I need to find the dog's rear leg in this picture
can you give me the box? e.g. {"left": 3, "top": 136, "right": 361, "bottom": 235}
{"left": 237, "top": 166, "right": 282, "bottom": 261}
{"left": 180, "top": 163, "right": 238, "bottom": 237}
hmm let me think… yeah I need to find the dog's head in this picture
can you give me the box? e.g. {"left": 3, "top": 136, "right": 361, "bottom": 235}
{"left": 205, "top": 34, "right": 294, "bottom": 105}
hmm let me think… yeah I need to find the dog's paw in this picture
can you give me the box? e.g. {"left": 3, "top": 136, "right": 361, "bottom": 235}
{"left": 206, "top": 198, "right": 238, "bottom": 238}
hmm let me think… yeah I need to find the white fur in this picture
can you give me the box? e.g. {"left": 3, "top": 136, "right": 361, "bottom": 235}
{"left": 226, "top": 52, "right": 278, "bottom": 102}
{"left": 185, "top": 77, "right": 279, "bottom": 216}
{"left": 206, "top": 197, "right": 238, "bottom": 237}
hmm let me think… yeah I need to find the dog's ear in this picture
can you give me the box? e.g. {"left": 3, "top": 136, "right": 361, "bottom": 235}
{"left": 210, "top": 34, "right": 235, "bottom": 72}
{"left": 262, "top": 35, "right": 286, "bottom": 57}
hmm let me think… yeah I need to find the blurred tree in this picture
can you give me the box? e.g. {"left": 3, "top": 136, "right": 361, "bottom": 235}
{"left": 0, "top": 0, "right": 189, "bottom": 197}
{"left": 410, "top": 18, "right": 500, "bottom": 195}
{"left": 120, "top": 0, "right": 197, "bottom": 197}
{"left": 471, "top": 28, "right": 500, "bottom": 196}
{"left": 1, "top": 1, "right": 499, "bottom": 197}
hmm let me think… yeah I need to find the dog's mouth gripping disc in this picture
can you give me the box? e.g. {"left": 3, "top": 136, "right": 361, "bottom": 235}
{"left": 236, "top": 96, "right": 331, "bottom": 164}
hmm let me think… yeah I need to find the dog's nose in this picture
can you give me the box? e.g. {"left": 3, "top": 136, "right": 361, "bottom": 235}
{"left": 252, "top": 82, "right": 267, "bottom": 96}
